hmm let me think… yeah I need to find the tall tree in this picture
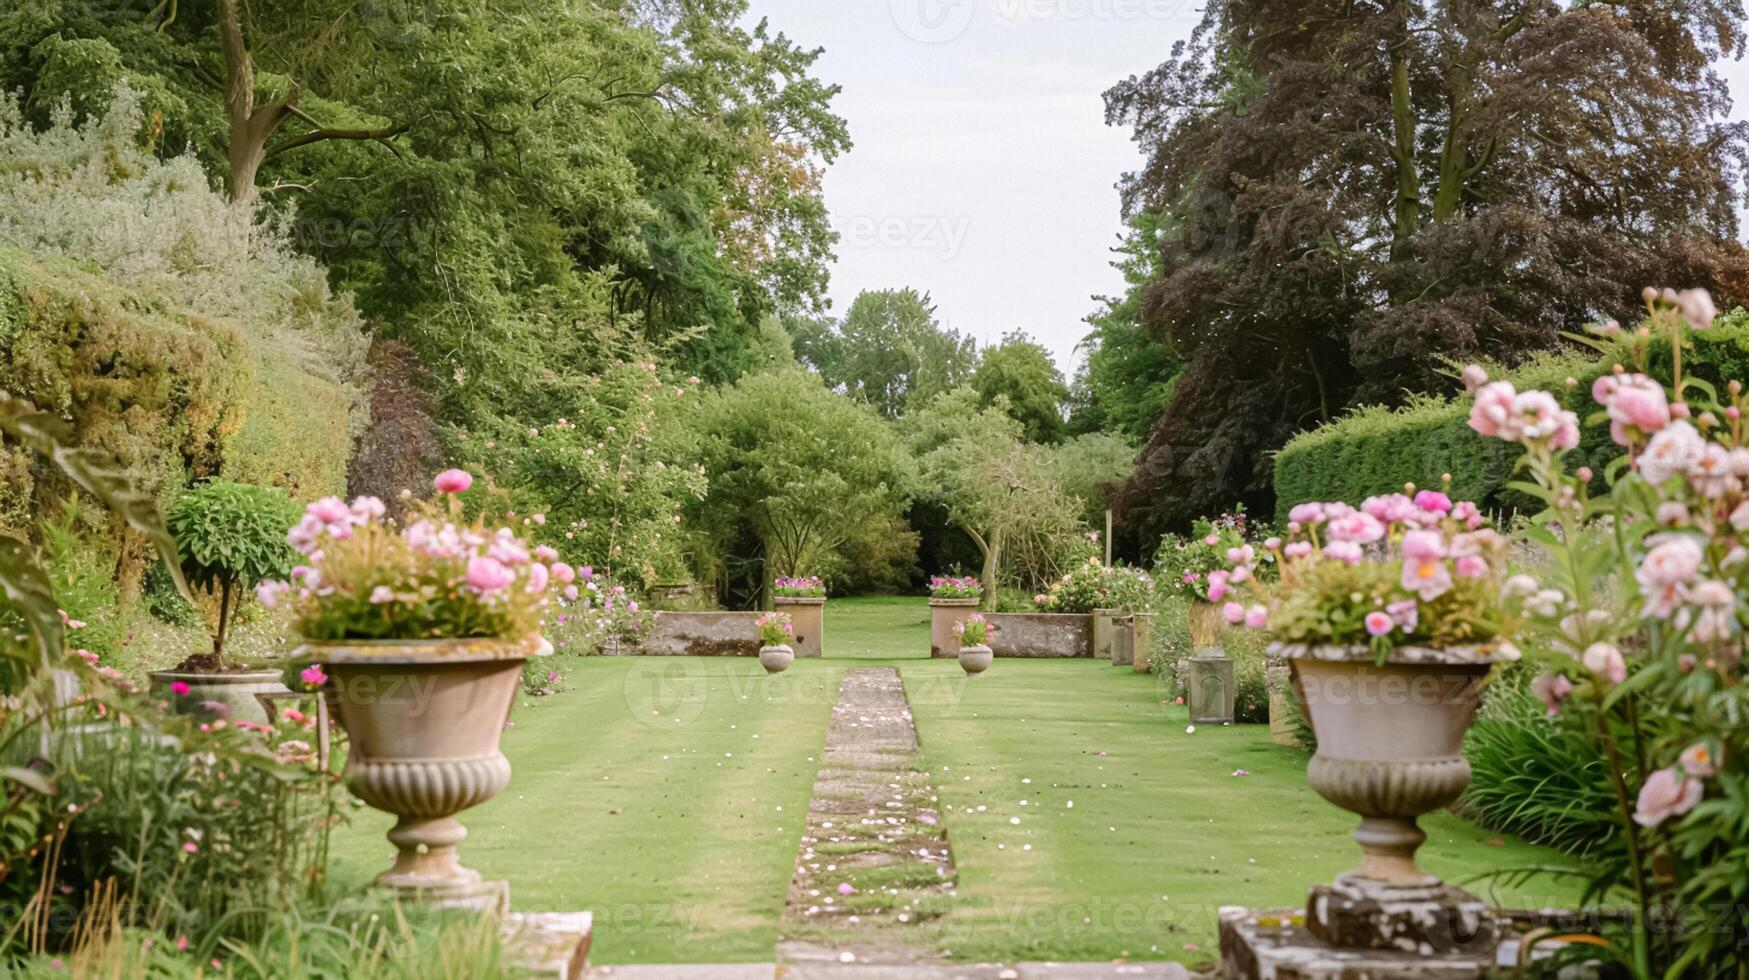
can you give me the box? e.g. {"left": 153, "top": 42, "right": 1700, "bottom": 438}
{"left": 1104, "top": 0, "right": 1749, "bottom": 536}
{"left": 792, "top": 288, "right": 979, "bottom": 417}
{"left": 1068, "top": 213, "right": 1183, "bottom": 442}
{"left": 973, "top": 331, "right": 1069, "bottom": 444}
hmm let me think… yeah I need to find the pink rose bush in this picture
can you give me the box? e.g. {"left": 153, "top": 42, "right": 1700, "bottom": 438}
{"left": 263, "top": 471, "right": 574, "bottom": 641}
{"left": 1216, "top": 486, "right": 1509, "bottom": 656}
{"left": 1458, "top": 288, "right": 1747, "bottom": 973}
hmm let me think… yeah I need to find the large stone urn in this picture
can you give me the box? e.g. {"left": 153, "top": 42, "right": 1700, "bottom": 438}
{"left": 760, "top": 643, "right": 794, "bottom": 674}
{"left": 300, "top": 633, "right": 550, "bottom": 911}
{"left": 149, "top": 668, "right": 289, "bottom": 724}
{"left": 929, "top": 598, "right": 980, "bottom": 658}
{"left": 1277, "top": 643, "right": 1499, "bottom": 953}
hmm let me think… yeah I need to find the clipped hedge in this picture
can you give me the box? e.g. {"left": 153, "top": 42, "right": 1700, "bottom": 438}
{"left": 1274, "top": 312, "right": 1749, "bottom": 519}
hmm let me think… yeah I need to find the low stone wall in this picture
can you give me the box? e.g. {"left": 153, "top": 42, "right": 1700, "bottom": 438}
{"left": 626, "top": 610, "right": 824, "bottom": 658}
{"left": 932, "top": 613, "right": 1093, "bottom": 659}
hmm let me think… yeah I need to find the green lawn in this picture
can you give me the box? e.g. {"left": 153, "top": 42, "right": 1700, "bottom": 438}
{"left": 327, "top": 596, "right": 1579, "bottom": 966}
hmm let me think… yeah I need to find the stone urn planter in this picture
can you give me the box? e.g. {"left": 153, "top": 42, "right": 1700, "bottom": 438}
{"left": 958, "top": 644, "right": 993, "bottom": 675}
{"left": 928, "top": 598, "right": 981, "bottom": 658}
{"left": 149, "top": 668, "right": 288, "bottom": 724}
{"left": 759, "top": 643, "right": 795, "bottom": 674}
{"left": 1091, "top": 608, "right": 1123, "bottom": 661}
{"left": 300, "top": 633, "right": 550, "bottom": 911}
{"left": 1277, "top": 642, "right": 1500, "bottom": 952}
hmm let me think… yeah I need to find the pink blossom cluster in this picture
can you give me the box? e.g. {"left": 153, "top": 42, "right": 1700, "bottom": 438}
{"left": 1467, "top": 378, "right": 1580, "bottom": 450}
{"left": 929, "top": 575, "right": 983, "bottom": 599}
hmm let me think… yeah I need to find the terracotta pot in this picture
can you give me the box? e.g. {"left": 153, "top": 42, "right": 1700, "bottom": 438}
{"left": 958, "top": 644, "right": 993, "bottom": 675}
{"left": 759, "top": 644, "right": 794, "bottom": 674}
{"left": 1277, "top": 643, "right": 1496, "bottom": 887}
{"left": 928, "top": 598, "right": 981, "bottom": 658}
{"left": 296, "top": 633, "right": 549, "bottom": 909}
{"left": 148, "top": 669, "right": 288, "bottom": 724}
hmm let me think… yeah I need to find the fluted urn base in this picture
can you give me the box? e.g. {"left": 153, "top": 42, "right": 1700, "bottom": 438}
{"left": 297, "top": 635, "right": 548, "bottom": 908}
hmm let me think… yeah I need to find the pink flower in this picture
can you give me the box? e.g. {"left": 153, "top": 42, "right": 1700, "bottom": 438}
{"left": 526, "top": 563, "right": 550, "bottom": 594}
{"left": 369, "top": 586, "right": 394, "bottom": 604}
{"left": 1364, "top": 612, "right": 1393, "bottom": 637}
{"left": 1468, "top": 381, "right": 1519, "bottom": 439}
{"left": 580, "top": 566, "right": 595, "bottom": 581}
{"left": 1634, "top": 766, "right": 1704, "bottom": 828}
{"left": 309, "top": 496, "right": 351, "bottom": 525}
{"left": 1640, "top": 421, "right": 1705, "bottom": 485}
{"left": 1288, "top": 503, "right": 1327, "bottom": 525}
{"left": 1222, "top": 602, "right": 1246, "bottom": 625}
{"left": 838, "top": 883, "right": 855, "bottom": 895}
{"left": 552, "top": 562, "right": 577, "bottom": 584}
{"left": 181, "top": 842, "right": 198, "bottom": 854}
{"left": 1412, "top": 490, "right": 1452, "bottom": 515}
{"left": 466, "top": 556, "right": 516, "bottom": 595}
{"left": 627, "top": 601, "right": 640, "bottom": 613}
{"left": 1657, "top": 502, "right": 1690, "bottom": 526}
{"left": 1226, "top": 545, "right": 1255, "bottom": 567}
{"left": 535, "top": 546, "right": 560, "bottom": 563}
{"left": 1461, "top": 364, "right": 1489, "bottom": 392}
{"left": 434, "top": 469, "right": 474, "bottom": 494}
{"left": 1454, "top": 555, "right": 1489, "bottom": 580}
{"left": 1244, "top": 605, "right": 1268, "bottom": 630}
{"left": 1636, "top": 535, "right": 1704, "bottom": 617}
{"left": 1323, "top": 541, "right": 1363, "bottom": 565}
{"left": 1530, "top": 673, "right": 1573, "bottom": 716}
{"left": 1671, "top": 287, "right": 1718, "bottom": 331}
{"left": 300, "top": 665, "right": 328, "bottom": 688}
{"left": 1680, "top": 742, "right": 1717, "bottom": 779}
{"left": 1327, "top": 512, "right": 1385, "bottom": 545}
{"left": 1206, "top": 569, "right": 1231, "bottom": 603}
{"left": 1582, "top": 643, "right": 1627, "bottom": 685}
{"left": 351, "top": 496, "right": 387, "bottom": 521}
{"left": 1284, "top": 541, "right": 1314, "bottom": 559}
{"left": 1595, "top": 373, "right": 1670, "bottom": 444}
{"left": 1400, "top": 531, "right": 1452, "bottom": 601}
{"left": 1386, "top": 599, "right": 1419, "bottom": 631}
{"left": 1363, "top": 493, "right": 1417, "bottom": 524}
{"left": 170, "top": 681, "right": 190, "bottom": 696}
{"left": 256, "top": 580, "right": 290, "bottom": 609}
{"left": 1451, "top": 501, "right": 1483, "bottom": 530}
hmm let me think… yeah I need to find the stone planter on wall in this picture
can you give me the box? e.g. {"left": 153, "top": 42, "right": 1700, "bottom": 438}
{"left": 1128, "top": 612, "right": 1155, "bottom": 673}
{"left": 149, "top": 668, "right": 289, "bottom": 724}
{"left": 929, "top": 598, "right": 981, "bottom": 658}
{"left": 1279, "top": 642, "right": 1499, "bottom": 953}
{"left": 773, "top": 596, "right": 826, "bottom": 659}
{"left": 299, "top": 633, "right": 550, "bottom": 911}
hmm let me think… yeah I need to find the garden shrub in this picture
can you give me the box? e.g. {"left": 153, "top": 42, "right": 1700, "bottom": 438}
{"left": 1460, "top": 667, "right": 1619, "bottom": 857}
{"left": 1273, "top": 315, "right": 1749, "bottom": 519}
{"left": 1149, "top": 595, "right": 1270, "bottom": 724}
{"left": 0, "top": 84, "right": 365, "bottom": 589}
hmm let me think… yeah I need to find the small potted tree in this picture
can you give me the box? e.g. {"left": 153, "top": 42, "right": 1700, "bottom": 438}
{"left": 270, "top": 469, "right": 562, "bottom": 908}
{"left": 150, "top": 479, "right": 302, "bottom": 721}
{"left": 954, "top": 613, "right": 994, "bottom": 674}
{"left": 757, "top": 611, "right": 795, "bottom": 673}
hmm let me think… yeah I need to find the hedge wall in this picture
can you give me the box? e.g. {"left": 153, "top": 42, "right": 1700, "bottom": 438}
{"left": 1273, "top": 312, "right": 1749, "bottom": 521}
{"left": 0, "top": 245, "right": 358, "bottom": 585}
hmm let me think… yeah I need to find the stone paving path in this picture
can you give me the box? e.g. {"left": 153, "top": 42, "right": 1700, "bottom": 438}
{"left": 581, "top": 666, "right": 1192, "bottom": 980}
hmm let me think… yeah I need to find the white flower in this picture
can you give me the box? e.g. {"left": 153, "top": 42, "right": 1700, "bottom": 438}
{"left": 1640, "top": 421, "right": 1705, "bottom": 485}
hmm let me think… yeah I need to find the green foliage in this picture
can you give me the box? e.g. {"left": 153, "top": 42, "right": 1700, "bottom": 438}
{"left": 1037, "top": 559, "right": 1154, "bottom": 614}
{"left": 972, "top": 331, "right": 1069, "bottom": 444}
{"left": 1269, "top": 557, "right": 1501, "bottom": 651}
{"left": 1153, "top": 509, "right": 1251, "bottom": 602}
{"left": 1042, "top": 432, "right": 1134, "bottom": 528}
{"left": 1068, "top": 212, "right": 1182, "bottom": 441}
{"left": 790, "top": 289, "right": 978, "bottom": 418}
{"left": 692, "top": 369, "right": 913, "bottom": 601}
{"left": 167, "top": 481, "right": 301, "bottom": 597}
{"left": 1461, "top": 668, "right": 1618, "bottom": 857}
{"left": 1274, "top": 317, "right": 1749, "bottom": 520}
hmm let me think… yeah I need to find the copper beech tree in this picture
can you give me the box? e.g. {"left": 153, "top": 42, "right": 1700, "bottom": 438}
{"left": 1106, "top": 0, "right": 1749, "bottom": 537}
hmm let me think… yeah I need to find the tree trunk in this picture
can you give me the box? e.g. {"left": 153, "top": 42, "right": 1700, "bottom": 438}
{"left": 218, "top": 0, "right": 281, "bottom": 202}
{"left": 1386, "top": 0, "right": 1420, "bottom": 270}
{"left": 980, "top": 528, "right": 1003, "bottom": 613}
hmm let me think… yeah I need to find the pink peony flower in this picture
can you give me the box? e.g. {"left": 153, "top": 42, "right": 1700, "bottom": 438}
{"left": 1412, "top": 490, "right": 1453, "bottom": 515}
{"left": 1323, "top": 541, "right": 1363, "bottom": 565}
{"left": 1636, "top": 535, "right": 1705, "bottom": 617}
{"left": 1634, "top": 766, "right": 1704, "bottom": 828}
{"left": 1531, "top": 673, "right": 1573, "bottom": 716}
{"left": 309, "top": 497, "right": 351, "bottom": 525}
{"left": 351, "top": 496, "right": 387, "bottom": 521}
{"left": 1582, "top": 643, "right": 1627, "bottom": 685}
{"left": 1327, "top": 512, "right": 1385, "bottom": 545}
{"left": 256, "top": 580, "right": 290, "bottom": 609}
{"left": 1288, "top": 503, "right": 1327, "bottom": 525}
{"left": 1244, "top": 605, "right": 1268, "bottom": 630}
{"left": 1451, "top": 500, "right": 1483, "bottom": 530}
{"left": 1454, "top": 555, "right": 1489, "bottom": 580}
{"left": 1639, "top": 422, "right": 1706, "bottom": 485}
{"left": 1222, "top": 602, "right": 1246, "bottom": 625}
{"left": 1364, "top": 612, "right": 1393, "bottom": 637}
{"left": 552, "top": 562, "right": 577, "bottom": 584}
{"left": 300, "top": 665, "right": 328, "bottom": 688}
{"left": 434, "top": 469, "right": 474, "bottom": 494}
{"left": 466, "top": 556, "right": 516, "bottom": 595}
{"left": 1468, "top": 381, "right": 1519, "bottom": 439}
{"left": 1461, "top": 364, "right": 1489, "bottom": 392}
{"left": 1680, "top": 742, "right": 1717, "bottom": 778}
{"left": 1400, "top": 531, "right": 1452, "bottom": 601}
{"left": 170, "top": 681, "right": 190, "bottom": 696}
{"left": 1284, "top": 541, "right": 1314, "bottom": 559}
{"left": 526, "top": 563, "right": 550, "bottom": 594}
{"left": 1672, "top": 287, "right": 1718, "bottom": 331}
{"left": 1386, "top": 599, "right": 1419, "bottom": 631}
{"left": 1206, "top": 569, "right": 1231, "bottom": 603}
{"left": 1595, "top": 373, "right": 1670, "bottom": 444}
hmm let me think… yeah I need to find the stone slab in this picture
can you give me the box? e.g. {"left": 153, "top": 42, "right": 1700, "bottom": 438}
{"left": 1220, "top": 906, "right": 1496, "bottom": 979}
{"left": 504, "top": 910, "right": 593, "bottom": 979}
{"left": 627, "top": 612, "right": 823, "bottom": 658}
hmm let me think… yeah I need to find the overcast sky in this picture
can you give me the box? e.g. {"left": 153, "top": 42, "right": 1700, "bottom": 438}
{"left": 743, "top": 0, "right": 1749, "bottom": 377}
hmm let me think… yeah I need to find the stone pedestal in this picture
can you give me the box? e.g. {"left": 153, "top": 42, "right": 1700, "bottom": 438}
{"left": 1265, "top": 652, "right": 1296, "bottom": 746}
{"left": 1129, "top": 612, "right": 1155, "bottom": 672}
{"left": 1092, "top": 608, "right": 1123, "bottom": 661}
{"left": 1220, "top": 906, "right": 1498, "bottom": 979}
{"left": 774, "top": 597, "right": 826, "bottom": 658}
{"left": 502, "top": 910, "right": 593, "bottom": 979}
{"left": 929, "top": 598, "right": 980, "bottom": 658}
{"left": 1308, "top": 875, "right": 1495, "bottom": 954}
{"left": 1188, "top": 650, "right": 1235, "bottom": 724}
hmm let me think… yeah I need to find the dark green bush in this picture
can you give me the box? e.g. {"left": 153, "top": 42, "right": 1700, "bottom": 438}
{"left": 1460, "top": 667, "right": 1619, "bottom": 857}
{"left": 1273, "top": 312, "right": 1749, "bottom": 519}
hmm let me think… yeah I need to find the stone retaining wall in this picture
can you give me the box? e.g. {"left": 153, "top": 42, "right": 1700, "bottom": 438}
{"left": 931, "top": 613, "right": 1094, "bottom": 659}
{"left": 626, "top": 611, "right": 824, "bottom": 658}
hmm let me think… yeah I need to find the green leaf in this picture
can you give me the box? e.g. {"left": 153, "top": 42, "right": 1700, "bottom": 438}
{"left": 0, "top": 534, "right": 65, "bottom": 668}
